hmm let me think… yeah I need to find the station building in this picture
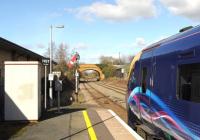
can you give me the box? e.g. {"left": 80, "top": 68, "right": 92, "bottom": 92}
{"left": 0, "top": 37, "right": 49, "bottom": 121}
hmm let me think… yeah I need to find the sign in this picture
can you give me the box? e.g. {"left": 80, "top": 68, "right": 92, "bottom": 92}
{"left": 42, "top": 59, "right": 50, "bottom": 66}
{"left": 121, "top": 68, "right": 125, "bottom": 73}
{"left": 53, "top": 71, "right": 61, "bottom": 79}
{"left": 55, "top": 80, "right": 62, "bottom": 91}
{"left": 67, "top": 52, "right": 80, "bottom": 69}
{"left": 75, "top": 72, "right": 79, "bottom": 77}
{"left": 76, "top": 53, "right": 80, "bottom": 60}
{"left": 48, "top": 74, "right": 54, "bottom": 81}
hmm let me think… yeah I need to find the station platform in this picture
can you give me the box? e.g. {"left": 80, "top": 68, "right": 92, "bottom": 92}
{"left": 11, "top": 108, "right": 144, "bottom": 140}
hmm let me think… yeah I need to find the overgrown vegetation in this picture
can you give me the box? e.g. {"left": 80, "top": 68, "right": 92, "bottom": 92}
{"left": 98, "top": 55, "right": 134, "bottom": 79}
{"left": 44, "top": 43, "right": 75, "bottom": 80}
{"left": 97, "top": 63, "right": 115, "bottom": 78}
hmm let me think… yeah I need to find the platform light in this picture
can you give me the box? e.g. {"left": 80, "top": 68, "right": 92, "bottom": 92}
{"left": 49, "top": 24, "right": 64, "bottom": 107}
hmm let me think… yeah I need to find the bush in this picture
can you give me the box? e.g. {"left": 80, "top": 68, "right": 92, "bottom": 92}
{"left": 97, "top": 64, "right": 116, "bottom": 78}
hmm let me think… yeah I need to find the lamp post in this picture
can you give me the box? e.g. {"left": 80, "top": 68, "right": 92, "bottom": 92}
{"left": 49, "top": 25, "right": 64, "bottom": 107}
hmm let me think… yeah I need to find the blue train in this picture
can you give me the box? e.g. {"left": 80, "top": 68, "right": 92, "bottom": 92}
{"left": 127, "top": 25, "right": 200, "bottom": 140}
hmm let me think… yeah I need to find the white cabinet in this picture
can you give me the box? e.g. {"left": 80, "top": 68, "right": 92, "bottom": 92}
{"left": 4, "top": 61, "right": 41, "bottom": 121}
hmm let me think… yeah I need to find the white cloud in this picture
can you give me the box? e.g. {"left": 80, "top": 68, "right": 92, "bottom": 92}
{"left": 130, "top": 37, "right": 147, "bottom": 49}
{"left": 67, "top": 0, "right": 157, "bottom": 22}
{"left": 129, "top": 36, "right": 168, "bottom": 54}
{"left": 160, "top": 0, "right": 200, "bottom": 21}
{"left": 135, "top": 37, "right": 146, "bottom": 47}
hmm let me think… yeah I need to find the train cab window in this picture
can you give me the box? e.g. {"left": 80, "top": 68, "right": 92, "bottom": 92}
{"left": 0, "top": 69, "right": 1, "bottom": 86}
{"left": 142, "top": 67, "right": 147, "bottom": 93}
{"left": 178, "top": 63, "right": 200, "bottom": 103}
{"left": 129, "top": 72, "right": 136, "bottom": 91}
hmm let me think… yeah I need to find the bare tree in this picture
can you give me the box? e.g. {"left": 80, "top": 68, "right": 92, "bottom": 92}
{"left": 55, "top": 43, "right": 68, "bottom": 63}
{"left": 53, "top": 43, "right": 69, "bottom": 73}
{"left": 43, "top": 42, "right": 57, "bottom": 60}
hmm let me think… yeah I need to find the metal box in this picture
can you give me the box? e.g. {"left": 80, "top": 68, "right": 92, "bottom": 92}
{"left": 4, "top": 61, "right": 41, "bottom": 121}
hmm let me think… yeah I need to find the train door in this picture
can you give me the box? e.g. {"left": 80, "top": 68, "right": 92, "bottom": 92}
{"left": 129, "top": 61, "right": 142, "bottom": 119}
{"left": 151, "top": 54, "right": 156, "bottom": 126}
{"left": 139, "top": 57, "right": 153, "bottom": 124}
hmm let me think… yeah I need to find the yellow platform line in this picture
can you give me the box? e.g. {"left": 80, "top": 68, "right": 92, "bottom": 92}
{"left": 82, "top": 110, "right": 98, "bottom": 140}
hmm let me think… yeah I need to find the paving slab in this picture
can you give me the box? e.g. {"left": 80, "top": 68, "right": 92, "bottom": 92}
{"left": 6, "top": 107, "right": 142, "bottom": 140}
{"left": 97, "top": 109, "right": 138, "bottom": 140}
{"left": 87, "top": 109, "right": 114, "bottom": 140}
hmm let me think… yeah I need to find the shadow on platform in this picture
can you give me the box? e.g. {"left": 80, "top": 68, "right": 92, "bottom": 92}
{"left": 41, "top": 107, "right": 86, "bottom": 121}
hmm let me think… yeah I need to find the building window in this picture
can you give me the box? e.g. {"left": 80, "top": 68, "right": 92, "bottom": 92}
{"left": 141, "top": 67, "right": 147, "bottom": 93}
{"left": 178, "top": 63, "right": 200, "bottom": 103}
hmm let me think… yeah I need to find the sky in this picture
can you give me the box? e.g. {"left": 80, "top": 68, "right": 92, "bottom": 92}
{"left": 0, "top": 0, "right": 200, "bottom": 64}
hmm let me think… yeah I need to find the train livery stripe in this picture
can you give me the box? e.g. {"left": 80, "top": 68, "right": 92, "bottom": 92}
{"left": 82, "top": 110, "right": 98, "bottom": 140}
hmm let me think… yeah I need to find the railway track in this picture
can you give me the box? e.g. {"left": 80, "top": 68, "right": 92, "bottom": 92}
{"left": 82, "top": 83, "right": 127, "bottom": 122}
{"left": 94, "top": 82, "right": 127, "bottom": 95}
{"left": 89, "top": 82, "right": 126, "bottom": 105}
{"left": 97, "top": 81, "right": 127, "bottom": 89}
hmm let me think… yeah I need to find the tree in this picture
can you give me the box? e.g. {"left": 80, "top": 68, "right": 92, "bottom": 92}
{"left": 43, "top": 43, "right": 77, "bottom": 80}
{"left": 99, "top": 56, "right": 113, "bottom": 65}
{"left": 54, "top": 43, "right": 68, "bottom": 63}
{"left": 99, "top": 55, "right": 134, "bottom": 79}
{"left": 102, "top": 64, "right": 115, "bottom": 78}
{"left": 99, "top": 55, "right": 116, "bottom": 78}
{"left": 43, "top": 42, "right": 57, "bottom": 60}
{"left": 99, "top": 55, "right": 128, "bottom": 65}
{"left": 53, "top": 43, "right": 68, "bottom": 74}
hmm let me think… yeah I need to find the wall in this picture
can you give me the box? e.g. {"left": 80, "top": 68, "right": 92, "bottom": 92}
{"left": 0, "top": 49, "right": 12, "bottom": 120}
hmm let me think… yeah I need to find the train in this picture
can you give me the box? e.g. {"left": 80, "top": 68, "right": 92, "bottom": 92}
{"left": 127, "top": 25, "right": 200, "bottom": 140}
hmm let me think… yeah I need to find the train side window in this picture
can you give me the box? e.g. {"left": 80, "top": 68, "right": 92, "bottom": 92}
{"left": 142, "top": 67, "right": 147, "bottom": 93}
{"left": 178, "top": 63, "right": 200, "bottom": 103}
